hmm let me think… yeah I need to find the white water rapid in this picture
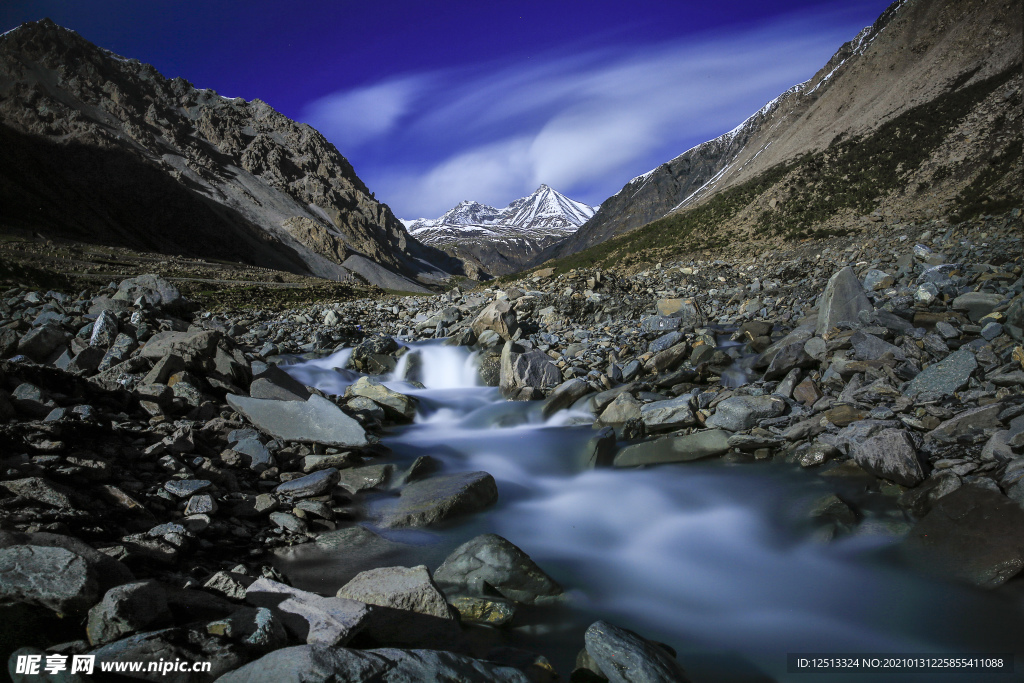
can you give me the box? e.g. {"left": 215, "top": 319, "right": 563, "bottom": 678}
{"left": 278, "top": 341, "right": 1022, "bottom": 682}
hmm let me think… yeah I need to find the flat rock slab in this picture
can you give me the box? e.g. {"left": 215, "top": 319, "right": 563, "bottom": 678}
{"left": 614, "top": 430, "right": 731, "bottom": 467}
{"left": 901, "top": 485, "right": 1024, "bottom": 588}
{"left": 378, "top": 472, "right": 498, "bottom": 528}
{"left": 275, "top": 468, "right": 340, "bottom": 499}
{"left": 585, "top": 620, "right": 692, "bottom": 683}
{"left": 905, "top": 348, "right": 977, "bottom": 397}
{"left": 227, "top": 394, "right": 368, "bottom": 448}
{"left": 337, "top": 565, "right": 452, "bottom": 619}
{"left": 245, "top": 578, "right": 369, "bottom": 646}
{"left": 0, "top": 545, "right": 99, "bottom": 615}
{"left": 215, "top": 644, "right": 532, "bottom": 683}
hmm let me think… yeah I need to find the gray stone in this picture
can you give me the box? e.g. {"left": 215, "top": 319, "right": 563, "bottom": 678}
{"left": 10, "top": 384, "right": 55, "bottom": 418}
{"left": 951, "top": 292, "right": 1003, "bottom": 322}
{"left": 275, "top": 468, "right": 339, "bottom": 499}
{"left": 470, "top": 300, "right": 519, "bottom": 341}
{"left": 905, "top": 348, "right": 977, "bottom": 397}
{"left": 164, "top": 479, "right": 212, "bottom": 498}
{"left": 598, "top": 392, "right": 642, "bottom": 426}
{"left": 16, "top": 324, "right": 67, "bottom": 362}
{"left": 184, "top": 494, "right": 218, "bottom": 516}
{"left": 249, "top": 377, "right": 308, "bottom": 402}
{"left": 336, "top": 464, "right": 393, "bottom": 493}
{"left": 0, "top": 545, "right": 98, "bottom": 614}
{"left": 901, "top": 485, "right": 1024, "bottom": 588}
{"left": 639, "top": 316, "right": 682, "bottom": 332}
{"left": 640, "top": 396, "right": 696, "bottom": 432}
{"left": 90, "top": 627, "right": 243, "bottom": 682}
{"left": 214, "top": 644, "right": 532, "bottom": 683}
{"left": 115, "top": 274, "right": 183, "bottom": 308}
{"left": 346, "top": 376, "right": 417, "bottom": 420}
{"left": 585, "top": 620, "right": 691, "bottom": 683}
{"left": 980, "top": 322, "right": 1003, "bottom": 341}
{"left": 614, "top": 430, "right": 731, "bottom": 467}
{"left": 226, "top": 394, "right": 369, "bottom": 448}
{"left": 542, "top": 378, "right": 591, "bottom": 418}
{"left": 851, "top": 331, "right": 906, "bottom": 361}
{"left": 927, "top": 404, "right": 1002, "bottom": 441}
{"left": 337, "top": 565, "right": 453, "bottom": 619}
{"left": 379, "top": 472, "right": 498, "bottom": 528}
{"left": 863, "top": 269, "right": 895, "bottom": 291}
{"left": 68, "top": 346, "right": 106, "bottom": 375}
{"left": 0, "top": 477, "right": 74, "bottom": 508}
{"left": 434, "top": 533, "right": 563, "bottom": 605}
{"left": 140, "top": 329, "right": 220, "bottom": 361}
{"left": 232, "top": 436, "right": 274, "bottom": 469}
{"left": 648, "top": 331, "right": 683, "bottom": 354}
{"left": 850, "top": 429, "right": 925, "bottom": 487}
{"left": 89, "top": 310, "right": 119, "bottom": 348}
{"left": 500, "top": 342, "right": 560, "bottom": 396}
{"left": 655, "top": 298, "right": 699, "bottom": 323}
{"left": 245, "top": 578, "right": 369, "bottom": 646}
{"left": 816, "top": 266, "right": 872, "bottom": 335}
{"left": 87, "top": 581, "right": 170, "bottom": 646}
{"left": 269, "top": 512, "right": 309, "bottom": 533}
{"left": 705, "top": 395, "right": 785, "bottom": 432}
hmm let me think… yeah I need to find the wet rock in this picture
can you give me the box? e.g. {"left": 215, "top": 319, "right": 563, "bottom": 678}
{"left": 597, "top": 392, "right": 642, "bottom": 427}
{"left": 542, "top": 378, "right": 591, "bottom": 418}
{"left": 500, "top": 341, "right": 560, "bottom": 397}
{"left": 449, "top": 596, "right": 516, "bottom": 626}
{"left": 584, "top": 620, "right": 691, "bottom": 683}
{"left": 87, "top": 581, "right": 170, "bottom": 646}
{"left": 898, "top": 471, "right": 961, "bottom": 517}
{"left": 901, "top": 485, "right": 1024, "bottom": 588}
{"left": 614, "top": 430, "right": 731, "bottom": 466}
{"left": 215, "top": 644, "right": 532, "bottom": 683}
{"left": 379, "top": 471, "right": 498, "bottom": 528}
{"left": 434, "top": 533, "right": 563, "bottom": 605}
{"left": 269, "top": 512, "right": 308, "bottom": 533}
{"left": 905, "top": 348, "right": 977, "bottom": 397}
{"left": 816, "top": 266, "right": 872, "bottom": 335}
{"left": 346, "top": 376, "right": 417, "bottom": 420}
{"left": 706, "top": 395, "right": 785, "bottom": 432}
{"left": 850, "top": 429, "right": 925, "bottom": 487}
{"left": 226, "top": 394, "right": 369, "bottom": 448}
{"left": 640, "top": 395, "right": 696, "bottom": 432}
{"left": 578, "top": 426, "right": 617, "bottom": 469}
{"left": 0, "top": 546, "right": 98, "bottom": 615}
{"left": 337, "top": 565, "right": 453, "bottom": 619}
{"left": 245, "top": 577, "right": 369, "bottom": 646}
{"left": 336, "top": 464, "right": 393, "bottom": 493}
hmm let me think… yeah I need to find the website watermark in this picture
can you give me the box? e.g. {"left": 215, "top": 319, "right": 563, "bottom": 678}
{"left": 14, "top": 653, "right": 213, "bottom": 676}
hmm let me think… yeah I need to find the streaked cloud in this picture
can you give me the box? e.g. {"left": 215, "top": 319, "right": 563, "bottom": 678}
{"left": 303, "top": 7, "right": 869, "bottom": 218}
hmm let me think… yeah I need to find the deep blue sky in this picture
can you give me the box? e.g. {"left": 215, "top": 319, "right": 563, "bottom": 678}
{"left": 2, "top": 0, "right": 894, "bottom": 218}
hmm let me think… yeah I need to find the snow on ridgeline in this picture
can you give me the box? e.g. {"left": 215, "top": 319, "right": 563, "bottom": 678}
{"left": 403, "top": 184, "right": 598, "bottom": 245}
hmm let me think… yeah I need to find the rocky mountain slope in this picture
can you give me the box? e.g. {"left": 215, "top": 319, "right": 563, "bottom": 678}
{"left": 403, "top": 185, "right": 596, "bottom": 276}
{"left": 536, "top": 0, "right": 1022, "bottom": 267}
{"left": 0, "top": 19, "right": 462, "bottom": 293}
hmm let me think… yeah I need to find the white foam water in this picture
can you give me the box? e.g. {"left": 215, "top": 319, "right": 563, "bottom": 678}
{"left": 281, "top": 341, "right": 1024, "bottom": 682}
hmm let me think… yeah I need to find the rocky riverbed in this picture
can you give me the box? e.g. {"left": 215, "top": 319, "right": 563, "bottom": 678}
{"left": 1, "top": 211, "right": 1023, "bottom": 682}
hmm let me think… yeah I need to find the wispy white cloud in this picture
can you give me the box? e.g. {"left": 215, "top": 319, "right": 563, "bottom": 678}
{"left": 303, "top": 8, "right": 867, "bottom": 218}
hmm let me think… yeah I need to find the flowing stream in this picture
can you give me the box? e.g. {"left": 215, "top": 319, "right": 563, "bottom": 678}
{"left": 277, "top": 341, "right": 1022, "bottom": 682}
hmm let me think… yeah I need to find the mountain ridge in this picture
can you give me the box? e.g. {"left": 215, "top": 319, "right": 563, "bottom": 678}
{"left": 0, "top": 19, "right": 462, "bottom": 292}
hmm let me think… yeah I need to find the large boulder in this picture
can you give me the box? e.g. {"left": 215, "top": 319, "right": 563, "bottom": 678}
{"left": 499, "top": 341, "right": 560, "bottom": 397}
{"left": 349, "top": 334, "right": 404, "bottom": 375}
{"left": 815, "top": 266, "right": 872, "bottom": 335}
{"left": 214, "top": 644, "right": 532, "bottom": 683}
{"left": 16, "top": 324, "right": 67, "bottom": 362}
{"left": 584, "top": 620, "right": 691, "bottom": 683}
{"left": 346, "top": 376, "right": 417, "bottom": 421}
{"left": 471, "top": 300, "right": 519, "bottom": 341}
{"left": 226, "top": 394, "right": 369, "bottom": 448}
{"left": 433, "top": 534, "right": 563, "bottom": 606}
{"left": 0, "top": 545, "right": 99, "bottom": 615}
{"left": 115, "top": 274, "right": 183, "bottom": 308}
{"left": 951, "top": 292, "right": 1004, "bottom": 322}
{"left": 87, "top": 581, "right": 171, "bottom": 646}
{"left": 337, "top": 566, "right": 453, "bottom": 619}
{"left": 379, "top": 472, "right": 498, "bottom": 528}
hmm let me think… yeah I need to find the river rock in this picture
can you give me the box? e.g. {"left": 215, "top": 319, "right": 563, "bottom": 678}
{"left": 850, "top": 429, "right": 925, "bottom": 486}
{"left": 346, "top": 376, "right": 417, "bottom": 420}
{"left": 500, "top": 341, "right": 560, "bottom": 396}
{"left": 379, "top": 472, "right": 498, "bottom": 528}
{"left": 905, "top": 348, "right": 977, "bottom": 397}
{"left": 245, "top": 578, "right": 369, "bottom": 646}
{"left": 597, "top": 392, "right": 642, "bottom": 426}
{"left": 0, "top": 545, "right": 98, "bottom": 615}
{"left": 584, "top": 620, "right": 691, "bottom": 683}
{"left": 87, "top": 580, "right": 170, "bottom": 646}
{"left": 640, "top": 395, "right": 696, "bottom": 432}
{"left": 471, "top": 300, "right": 519, "bottom": 341}
{"left": 951, "top": 292, "right": 1004, "bottom": 322}
{"left": 705, "top": 395, "right": 785, "bottom": 432}
{"left": 349, "top": 333, "right": 403, "bottom": 374}
{"left": 336, "top": 464, "right": 393, "bottom": 493}
{"left": 226, "top": 394, "right": 369, "bottom": 447}
{"left": 901, "top": 485, "right": 1024, "bottom": 588}
{"left": 337, "top": 565, "right": 452, "bottom": 619}
{"left": 215, "top": 644, "right": 532, "bottom": 683}
{"left": 274, "top": 468, "right": 339, "bottom": 499}
{"left": 434, "top": 533, "right": 563, "bottom": 605}
{"left": 614, "top": 430, "right": 731, "bottom": 467}
{"left": 542, "top": 378, "right": 591, "bottom": 418}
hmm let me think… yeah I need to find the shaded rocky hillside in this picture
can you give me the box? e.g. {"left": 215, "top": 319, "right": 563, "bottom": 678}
{"left": 404, "top": 185, "right": 596, "bottom": 276}
{"left": 536, "top": 0, "right": 1022, "bottom": 267}
{"left": 0, "top": 19, "right": 462, "bottom": 292}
